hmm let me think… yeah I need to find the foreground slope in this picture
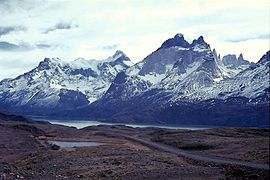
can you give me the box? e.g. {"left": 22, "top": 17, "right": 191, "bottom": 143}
{"left": 0, "top": 112, "right": 269, "bottom": 179}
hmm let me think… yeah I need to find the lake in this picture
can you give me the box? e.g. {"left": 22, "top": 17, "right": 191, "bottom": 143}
{"left": 49, "top": 140, "right": 104, "bottom": 148}
{"left": 34, "top": 118, "right": 211, "bottom": 130}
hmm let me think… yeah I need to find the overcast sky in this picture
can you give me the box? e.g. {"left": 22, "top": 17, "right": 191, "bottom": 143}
{"left": 0, "top": 0, "right": 269, "bottom": 80}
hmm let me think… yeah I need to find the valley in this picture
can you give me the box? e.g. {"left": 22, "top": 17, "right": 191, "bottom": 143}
{"left": 0, "top": 113, "right": 269, "bottom": 179}
{"left": 0, "top": 1, "right": 269, "bottom": 179}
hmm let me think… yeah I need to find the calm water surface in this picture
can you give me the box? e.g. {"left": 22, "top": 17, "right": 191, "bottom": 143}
{"left": 31, "top": 116, "right": 212, "bottom": 130}
{"left": 49, "top": 140, "right": 104, "bottom": 148}
{"left": 42, "top": 119, "right": 211, "bottom": 130}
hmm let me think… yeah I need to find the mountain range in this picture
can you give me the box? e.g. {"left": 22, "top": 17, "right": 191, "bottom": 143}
{"left": 0, "top": 34, "right": 269, "bottom": 127}
{"left": 0, "top": 50, "right": 133, "bottom": 114}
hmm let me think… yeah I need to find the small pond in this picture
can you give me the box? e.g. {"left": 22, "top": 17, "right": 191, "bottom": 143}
{"left": 49, "top": 140, "right": 104, "bottom": 148}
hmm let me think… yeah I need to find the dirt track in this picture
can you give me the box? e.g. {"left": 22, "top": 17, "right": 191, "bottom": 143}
{"left": 112, "top": 132, "right": 269, "bottom": 170}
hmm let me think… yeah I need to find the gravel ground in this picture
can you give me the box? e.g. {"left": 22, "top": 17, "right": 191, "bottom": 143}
{"left": 0, "top": 118, "right": 269, "bottom": 179}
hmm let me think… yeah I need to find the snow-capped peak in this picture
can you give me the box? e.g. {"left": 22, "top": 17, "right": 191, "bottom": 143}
{"left": 40, "top": 57, "right": 59, "bottom": 63}
{"left": 37, "top": 57, "right": 62, "bottom": 70}
{"left": 100, "top": 50, "right": 131, "bottom": 64}
{"left": 0, "top": 51, "right": 133, "bottom": 114}
{"left": 112, "top": 50, "right": 126, "bottom": 58}
{"left": 101, "top": 50, "right": 134, "bottom": 68}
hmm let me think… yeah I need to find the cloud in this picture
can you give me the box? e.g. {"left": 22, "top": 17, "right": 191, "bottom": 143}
{"left": 36, "top": 43, "right": 51, "bottom": 49}
{"left": 0, "top": 41, "right": 31, "bottom": 51}
{"left": 0, "top": 27, "right": 16, "bottom": 37}
{"left": 0, "top": 41, "right": 53, "bottom": 51}
{"left": 101, "top": 44, "right": 119, "bottom": 50}
{"left": 0, "top": 26, "right": 26, "bottom": 37}
{"left": 0, "top": 58, "right": 34, "bottom": 69}
{"left": 0, "top": 57, "right": 37, "bottom": 80}
{"left": 0, "top": 41, "right": 20, "bottom": 50}
{"left": 0, "top": 0, "right": 269, "bottom": 80}
{"left": 226, "top": 34, "right": 269, "bottom": 43}
{"left": 0, "top": 0, "right": 47, "bottom": 15}
{"left": 44, "top": 22, "right": 78, "bottom": 34}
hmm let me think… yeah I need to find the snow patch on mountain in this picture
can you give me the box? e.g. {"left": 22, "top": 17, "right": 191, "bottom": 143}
{"left": 0, "top": 50, "right": 133, "bottom": 112}
{"left": 98, "top": 34, "right": 267, "bottom": 111}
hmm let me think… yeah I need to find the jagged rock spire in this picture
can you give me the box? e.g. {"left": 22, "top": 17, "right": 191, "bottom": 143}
{"left": 158, "top": 33, "right": 190, "bottom": 50}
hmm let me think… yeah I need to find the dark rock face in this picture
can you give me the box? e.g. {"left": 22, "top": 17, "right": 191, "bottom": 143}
{"left": 257, "top": 50, "right": 270, "bottom": 65}
{"left": 238, "top": 54, "right": 250, "bottom": 65}
{"left": 173, "top": 59, "right": 187, "bottom": 74}
{"left": 222, "top": 54, "right": 238, "bottom": 67}
{"left": 197, "top": 54, "right": 221, "bottom": 78}
{"left": 69, "top": 68, "right": 98, "bottom": 78}
{"left": 138, "top": 35, "right": 214, "bottom": 77}
{"left": 110, "top": 71, "right": 128, "bottom": 84}
{"left": 58, "top": 89, "right": 89, "bottom": 109}
{"left": 139, "top": 48, "right": 194, "bottom": 75}
{"left": 222, "top": 53, "right": 251, "bottom": 68}
{"left": 191, "top": 36, "right": 209, "bottom": 48}
{"left": 158, "top": 33, "right": 190, "bottom": 50}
